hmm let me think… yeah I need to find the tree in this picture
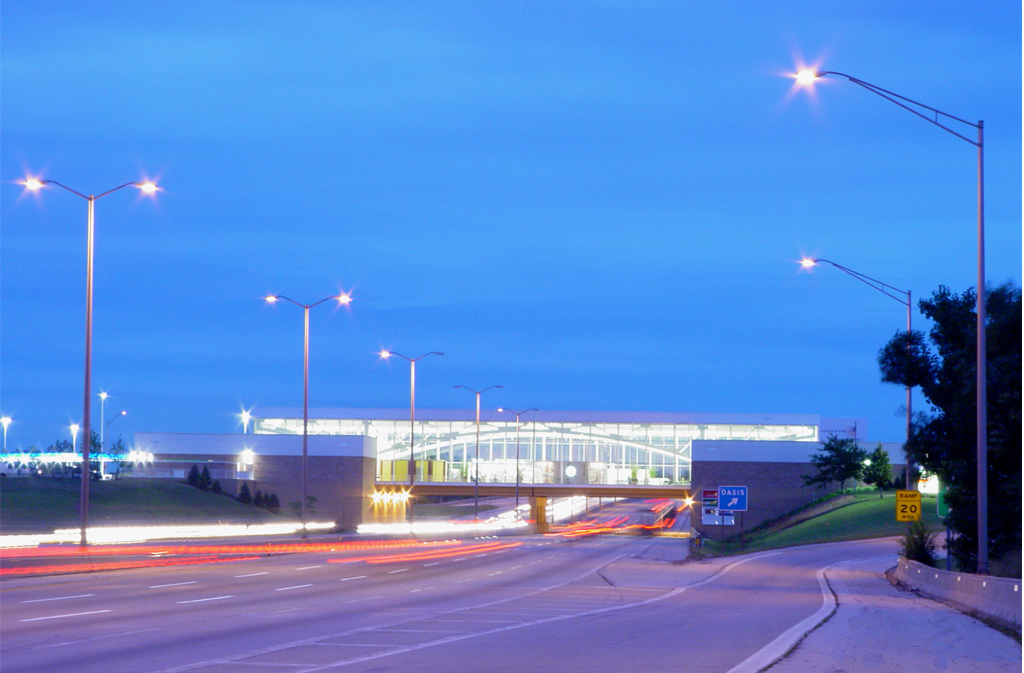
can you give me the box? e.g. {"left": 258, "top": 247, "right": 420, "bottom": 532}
{"left": 878, "top": 283, "right": 1021, "bottom": 572}
{"left": 862, "top": 444, "right": 893, "bottom": 498}
{"left": 238, "top": 483, "right": 252, "bottom": 505}
{"left": 265, "top": 493, "right": 281, "bottom": 513}
{"left": 802, "top": 434, "right": 867, "bottom": 494}
{"left": 253, "top": 490, "right": 264, "bottom": 508}
{"left": 187, "top": 464, "right": 201, "bottom": 487}
{"left": 199, "top": 465, "right": 213, "bottom": 491}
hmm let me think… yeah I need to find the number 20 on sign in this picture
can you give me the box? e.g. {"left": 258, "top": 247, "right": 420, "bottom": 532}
{"left": 896, "top": 490, "right": 922, "bottom": 522}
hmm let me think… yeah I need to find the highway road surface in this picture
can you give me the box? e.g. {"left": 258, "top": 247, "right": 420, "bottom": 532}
{"left": 1, "top": 533, "right": 1018, "bottom": 672}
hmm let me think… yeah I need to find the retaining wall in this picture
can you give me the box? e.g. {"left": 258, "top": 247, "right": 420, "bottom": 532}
{"left": 894, "top": 557, "right": 1021, "bottom": 629}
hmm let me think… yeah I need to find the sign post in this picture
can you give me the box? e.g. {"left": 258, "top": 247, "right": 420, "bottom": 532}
{"left": 718, "top": 486, "right": 748, "bottom": 550}
{"left": 896, "top": 490, "right": 922, "bottom": 522}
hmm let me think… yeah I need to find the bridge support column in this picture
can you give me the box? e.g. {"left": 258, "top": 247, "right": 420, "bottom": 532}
{"left": 530, "top": 496, "right": 549, "bottom": 534}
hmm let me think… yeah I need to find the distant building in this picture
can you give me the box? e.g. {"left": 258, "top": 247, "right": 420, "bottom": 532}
{"left": 133, "top": 408, "right": 900, "bottom": 531}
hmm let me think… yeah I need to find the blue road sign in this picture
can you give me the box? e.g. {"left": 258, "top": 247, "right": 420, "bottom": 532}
{"left": 718, "top": 485, "right": 748, "bottom": 512}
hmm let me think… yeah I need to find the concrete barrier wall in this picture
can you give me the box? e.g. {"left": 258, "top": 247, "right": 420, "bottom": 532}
{"left": 894, "top": 558, "right": 1022, "bottom": 628}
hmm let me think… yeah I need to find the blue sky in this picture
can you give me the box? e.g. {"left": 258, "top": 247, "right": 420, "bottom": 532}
{"left": 2, "top": 1, "right": 1020, "bottom": 451}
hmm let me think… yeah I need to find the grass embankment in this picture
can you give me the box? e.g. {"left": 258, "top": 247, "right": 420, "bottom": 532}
{"left": 700, "top": 491, "right": 945, "bottom": 554}
{"left": 0, "top": 477, "right": 285, "bottom": 534}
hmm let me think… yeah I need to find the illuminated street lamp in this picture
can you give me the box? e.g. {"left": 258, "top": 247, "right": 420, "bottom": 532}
{"left": 70, "top": 423, "right": 80, "bottom": 454}
{"left": 1, "top": 417, "right": 11, "bottom": 451}
{"left": 22, "top": 176, "right": 159, "bottom": 547}
{"left": 240, "top": 408, "right": 252, "bottom": 434}
{"left": 801, "top": 257, "right": 914, "bottom": 488}
{"left": 793, "top": 68, "right": 989, "bottom": 573}
{"left": 105, "top": 409, "right": 127, "bottom": 448}
{"left": 265, "top": 292, "right": 352, "bottom": 537}
{"left": 98, "top": 392, "right": 109, "bottom": 451}
{"left": 378, "top": 350, "right": 444, "bottom": 495}
{"left": 454, "top": 385, "right": 503, "bottom": 520}
{"left": 498, "top": 407, "right": 537, "bottom": 518}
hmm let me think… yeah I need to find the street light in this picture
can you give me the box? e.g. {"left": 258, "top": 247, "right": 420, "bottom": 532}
{"left": 265, "top": 292, "right": 352, "bottom": 537}
{"left": 240, "top": 408, "right": 252, "bottom": 434}
{"left": 22, "top": 176, "right": 159, "bottom": 547}
{"left": 793, "top": 68, "right": 989, "bottom": 573}
{"left": 70, "top": 423, "right": 80, "bottom": 454}
{"left": 454, "top": 385, "right": 503, "bottom": 520}
{"left": 378, "top": 350, "right": 444, "bottom": 496}
{"left": 1, "top": 417, "right": 11, "bottom": 451}
{"left": 98, "top": 392, "right": 109, "bottom": 452}
{"left": 498, "top": 407, "right": 537, "bottom": 518}
{"left": 105, "top": 410, "right": 127, "bottom": 449}
{"left": 800, "top": 257, "right": 914, "bottom": 488}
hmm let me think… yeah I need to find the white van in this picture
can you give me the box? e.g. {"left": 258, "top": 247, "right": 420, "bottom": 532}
{"left": 1, "top": 461, "right": 31, "bottom": 478}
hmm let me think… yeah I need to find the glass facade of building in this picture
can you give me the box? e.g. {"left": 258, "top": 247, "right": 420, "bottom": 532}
{"left": 252, "top": 410, "right": 820, "bottom": 487}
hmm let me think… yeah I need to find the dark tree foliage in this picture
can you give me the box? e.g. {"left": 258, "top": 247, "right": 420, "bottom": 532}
{"left": 862, "top": 444, "right": 893, "bottom": 497}
{"left": 253, "top": 490, "right": 264, "bottom": 508}
{"left": 238, "top": 483, "right": 252, "bottom": 505}
{"left": 187, "top": 464, "right": 201, "bottom": 487}
{"left": 878, "top": 283, "right": 1021, "bottom": 571}
{"left": 265, "top": 493, "right": 281, "bottom": 513}
{"left": 199, "top": 465, "right": 213, "bottom": 491}
{"left": 802, "top": 435, "right": 867, "bottom": 494}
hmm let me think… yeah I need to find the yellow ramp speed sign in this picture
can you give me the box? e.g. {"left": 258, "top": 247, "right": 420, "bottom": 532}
{"left": 896, "top": 490, "right": 922, "bottom": 522}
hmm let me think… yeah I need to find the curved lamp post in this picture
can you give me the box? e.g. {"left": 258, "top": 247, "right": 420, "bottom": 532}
{"left": 498, "top": 407, "right": 537, "bottom": 518}
{"left": 105, "top": 409, "right": 127, "bottom": 449}
{"left": 265, "top": 292, "right": 352, "bottom": 537}
{"left": 794, "top": 68, "right": 987, "bottom": 573}
{"left": 70, "top": 423, "right": 80, "bottom": 454}
{"left": 378, "top": 350, "right": 444, "bottom": 493}
{"left": 1, "top": 417, "right": 11, "bottom": 451}
{"left": 801, "top": 258, "right": 913, "bottom": 487}
{"left": 98, "top": 392, "right": 109, "bottom": 452}
{"left": 22, "top": 177, "right": 158, "bottom": 547}
{"left": 454, "top": 385, "right": 502, "bottom": 520}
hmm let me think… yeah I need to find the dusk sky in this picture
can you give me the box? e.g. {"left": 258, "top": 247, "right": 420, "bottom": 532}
{"left": 2, "top": 2, "right": 1020, "bottom": 452}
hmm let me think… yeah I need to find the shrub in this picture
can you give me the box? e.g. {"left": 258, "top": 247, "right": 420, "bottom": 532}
{"left": 238, "top": 483, "right": 252, "bottom": 505}
{"left": 187, "top": 464, "right": 200, "bottom": 487}
{"left": 253, "top": 490, "right": 264, "bottom": 508}
{"left": 199, "top": 465, "right": 212, "bottom": 491}
{"left": 265, "top": 493, "right": 280, "bottom": 513}
{"left": 900, "top": 520, "right": 937, "bottom": 567}
{"left": 211, "top": 480, "right": 222, "bottom": 494}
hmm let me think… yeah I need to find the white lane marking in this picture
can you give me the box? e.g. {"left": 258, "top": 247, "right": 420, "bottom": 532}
{"left": 235, "top": 572, "right": 269, "bottom": 578}
{"left": 387, "top": 568, "right": 408, "bottom": 574}
{"left": 424, "top": 562, "right": 440, "bottom": 567}
{"left": 149, "top": 581, "right": 197, "bottom": 589}
{"left": 276, "top": 584, "right": 313, "bottom": 592}
{"left": 33, "top": 628, "right": 159, "bottom": 650}
{"left": 340, "top": 575, "right": 367, "bottom": 582}
{"left": 21, "top": 594, "right": 95, "bottom": 603}
{"left": 487, "top": 571, "right": 503, "bottom": 576}
{"left": 296, "top": 565, "right": 322, "bottom": 570}
{"left": 20, "top": 610, "right": 111, "bottom": 623}
{"left": 177, "top": 595, "right": 233, "bottom": 604}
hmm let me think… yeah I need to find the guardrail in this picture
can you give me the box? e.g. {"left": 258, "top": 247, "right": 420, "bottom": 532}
{"left": 894, "top": 558, "right": 1021, "bottom": 629}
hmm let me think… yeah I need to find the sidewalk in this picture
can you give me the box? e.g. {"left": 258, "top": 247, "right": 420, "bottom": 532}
{"left": 767, "top": 555, "right": 1021, "bottom": 673}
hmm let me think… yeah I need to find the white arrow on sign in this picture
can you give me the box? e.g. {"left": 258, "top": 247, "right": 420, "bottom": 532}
{"left": 727, "top": 497, "right": 738, "bottom": 507}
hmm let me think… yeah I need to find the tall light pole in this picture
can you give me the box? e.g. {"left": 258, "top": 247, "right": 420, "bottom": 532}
{"left": 498, "top": 407, "right": 537, "bottom": 518}
{"left": 70, "top": 423, "right": 80, "bottom": 454}
{"left": 378, "top": 350, "right": 444, "bottom": 495}
{"left": 105, "top": 410, "right": 127, "bottom": 450}
{"left": 794, "top": 68, "right": 988, "bottom": 573}
{"left": 98, "top": 392, "right": 109, "bottom": 452}
{"left": 22, "top": 177, "right": 159, "bottom": 547}
{"left": 454, "top": 385, "right": 502, "bottom": 520}
{"left": 265, "top": 292, "right": 352, "bottom": 538}
{"left": 1, "top": 417, "right": 11, "bottom": 451}
{"left": 801, "top": 257, "right": 914, "bottom": 488}
{"left": 240, "top": 408, "right": 252, "bottom": 434}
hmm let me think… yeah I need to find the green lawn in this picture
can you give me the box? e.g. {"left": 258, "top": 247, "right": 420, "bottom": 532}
{"left": 0, "top": 477, "right": 287, "bottom": 533}
{"left": 703, "top": 491, "right": 945, "bottom": 554}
